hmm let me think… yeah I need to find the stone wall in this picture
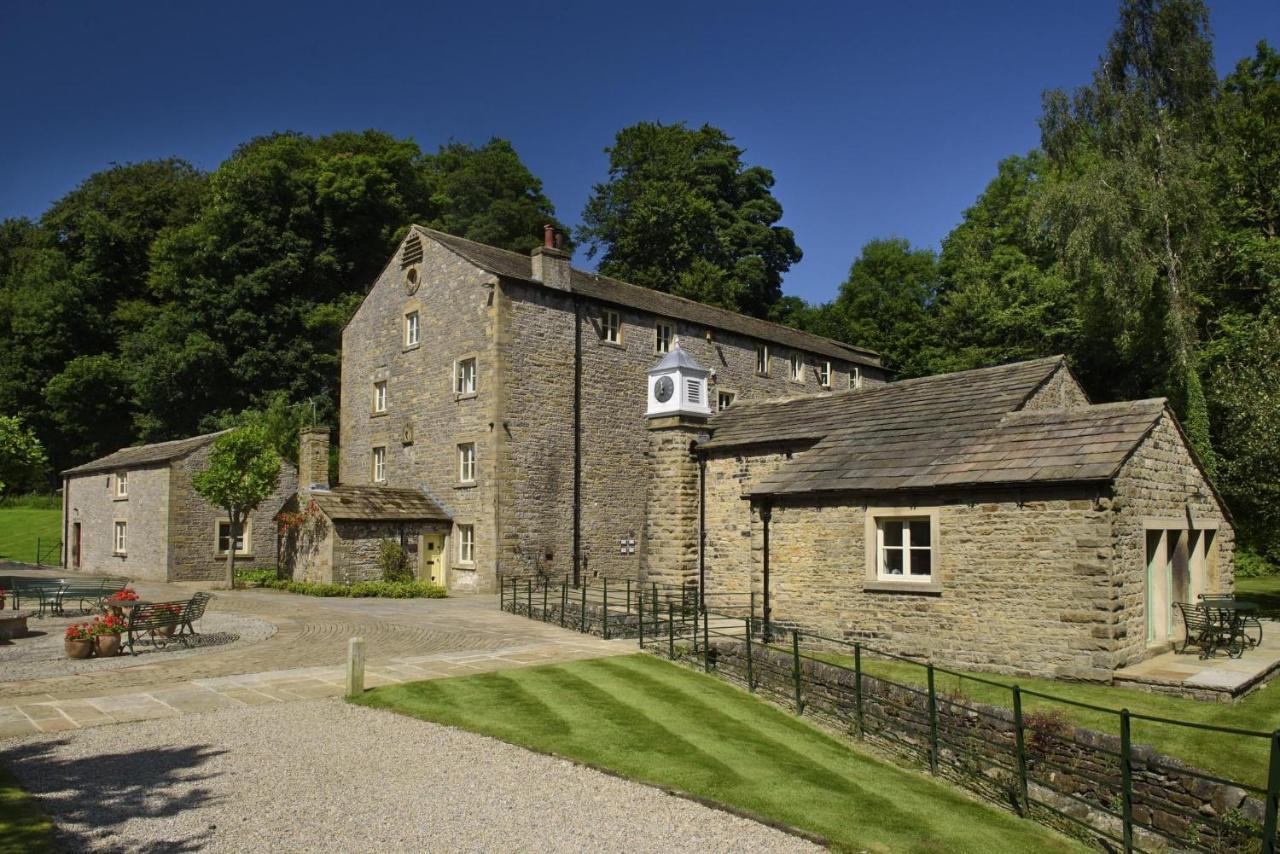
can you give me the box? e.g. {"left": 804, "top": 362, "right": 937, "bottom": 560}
{"left": 1019, "top": 363, "right": 1092, "bottom": 410}
{"left": 64, "top": 465, "right": 170, "bottom": 581}
{"left": 1109, "top": 412, "right": 1235, "bottom": 667}
{"left": 642, "top": 417, "right": 708, "bottom": 588}
{"left": 340, "top": 233, "right": 497, "bottom": 592}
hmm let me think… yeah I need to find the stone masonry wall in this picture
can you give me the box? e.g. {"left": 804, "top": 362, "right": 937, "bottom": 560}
{"left": 64, "top": 466, "right": 170, "bottom": 581}
{"left": 1109, "top": 412, "right": 1235, "bottom": 667}
{"left": 1019, "top": 363, "right": 1091, "bottom": 410}
{"left": 168, "top": 444, "right": 297, "bottom": 582}
{"left": 642, "top": 418, "right": 708, "bottom": 588}
{"left": 340, "top": 234, "right": 497, "bottom": 592}
{"left": 329, "top": 520, "right": 445, "bottom": 584}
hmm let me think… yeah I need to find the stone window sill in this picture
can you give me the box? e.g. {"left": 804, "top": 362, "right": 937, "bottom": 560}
{"left": 402, "top": 343, "right": 420, "bottom": 353}
{"left": 600, "top": 340, "right": 625, "bottom": 350}
{"left": 864, "top": 580, "right": 943, "bottom": 595}
{"left": 755, "top": 372, "right": 770, "bottom": 378}
{"left": 215, "top": 553, "right": 254, "bottom": 560}
{"left": 455, "top": 482, "right": 476, "bottom": 490}
{"left": 113, "top": 496, "right": 128, "bottom": 502}
{"left": 454, "top": 563, "right": 476, "bottom": 570}
{"left": 112, "top": 552, "right": 127, "bottom": 558}
{"left": 454, "top": 392, "right": 477, "bottom": 402}
{"left": 370, "top": 411, "right": 388, "bottom": 418}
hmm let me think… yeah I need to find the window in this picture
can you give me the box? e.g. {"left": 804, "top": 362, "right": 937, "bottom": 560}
{"left": 458, "top": 443, "right": 476, "bottom": 483}
{"left": 755, "top": 344, "right": 769, "bottom": 375}
{"left": 790, "top": 353, "right": 804, "bottom": 382}
{"left": 217, "top": 520, "right": 249, "bottom": 555}
{"left": 115, "top": 471, "right": 128, "bottom": 498}
{"left": 372, "top": 446, "right": 386, "bottom": 483}
{"left": 457, "top": 524, "right": 475, "bottom": 564}
{"left": 654, "top": 321, "right": 674, "bottom": 354}
{"left": 602, "top": 310, "right": 621, "bottom": 345}
{"left": 113, "top": 521, "right": 127, "bottom": 555}
{"left": 819, "top": 361, "right": 832, "bottom": 388}
{"left": 877, "top": 517, "right": 933, "bottom": 581}
{"left": 373, "top": 381, "right": 387, "bottom": 413}
{"left": 455, "top": 358, "right": 477, "bottom": 395}
{"left": 717, "top": 391, "right": 736, "bottom": 412}
{"left": 404, "top": 311, "right": 420, "bottom": 347}
{"left": 851, "top": 366, "right": 863, "bottom": 390}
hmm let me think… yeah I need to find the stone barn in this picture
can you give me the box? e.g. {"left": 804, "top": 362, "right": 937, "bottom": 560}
{"left": 61, "top": 431, "right": 298, "bottom": 582}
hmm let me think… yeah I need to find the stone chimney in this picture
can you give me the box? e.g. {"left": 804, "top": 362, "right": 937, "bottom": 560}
{"left": 531, "top": 223, "right": 571, "bottom": 291}
{"left": 298, "top": 426, "right": 330, "bottom": 492}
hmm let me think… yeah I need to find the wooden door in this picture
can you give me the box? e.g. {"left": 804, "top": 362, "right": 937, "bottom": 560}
{"left": 72, "top": 522, "right": 82, "bottom": 569}
{"left": 421, "top": 533, "right": 446, "bottom": 587}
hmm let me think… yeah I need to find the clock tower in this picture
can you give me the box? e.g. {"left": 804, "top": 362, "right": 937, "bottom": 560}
{"left": 646, "top": 346, "right": 712, "bottom": 419}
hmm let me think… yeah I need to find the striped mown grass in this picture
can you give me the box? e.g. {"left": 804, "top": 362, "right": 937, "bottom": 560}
{"left": 0, "top": 507, "right": 60, "bottom": 564}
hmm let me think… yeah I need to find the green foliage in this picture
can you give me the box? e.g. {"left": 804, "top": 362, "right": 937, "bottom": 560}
{"left": 377, "top": 539, "right": 414, "bottom": 583}
{"left": 0, "top": 415, "right": 48, "bottom": 496}
{"left": 262, "top": 578, "right": 446, "bottom": 598}
{"left": 234, "top": 567, "right": 280, "bottom": 586}
{"left": 578, "top": 121, "right": 801, "bottom": 317}
{"left": 0, "top": 766, "right": 57, "bottom": 854}
{"left": 1233, "top": 547, "right": 1276, "bottom": 579}
{"left": 192, "top": 425, "right": 281, "bottom": 587}
{"left": 0, "top": 493, "right": 58, "bottom": 510}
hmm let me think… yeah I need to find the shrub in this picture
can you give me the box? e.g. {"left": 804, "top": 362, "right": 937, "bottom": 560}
{"left": 1023, "top": 708, "right": 1073, "bottom": 757}
{"left": 262, "top": 579, "right": 446, "bottom": 599}
{"left": 234, "top": 567, "right": 279, "bottom": 587}
{"left": 1234, "top": 546, "right": 1277, "bottom": 578}
{"left": 377, "top": 540, "right": 413, "bottom": 583}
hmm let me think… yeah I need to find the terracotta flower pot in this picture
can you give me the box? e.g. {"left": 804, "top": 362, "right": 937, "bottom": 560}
{"left": 65, "top": 639, "right": 93, "bottom": 659}
{"left": 95, "top": 633, "right": 122, "bottom": 657}
{"left": 156, "top": 624, "right": 177, "bottom": 638}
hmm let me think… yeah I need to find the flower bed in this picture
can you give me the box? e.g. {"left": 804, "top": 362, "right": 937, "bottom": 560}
{"left": 262, "top": 579, "right": 446, "bottom": 599}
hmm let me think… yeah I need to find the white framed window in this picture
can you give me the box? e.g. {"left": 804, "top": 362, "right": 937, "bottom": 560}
{"left": 457, "top": 524, "right": 475, "bottom": 564}
{"left": 602, "top": 310, "right": 621, "bottom": 345}
{"left": 851, "top": 366, "right": 863, "bottom": 390}
{"left": 790, "top": 353, "right": 804, "bottom": 382}
{"left": 458, "top": 443, "right": 476, "bottom": 483}
{"left": 373, "top": 381, "right": 387, "bottom": 413}
{"left": 755, "top": 344, "right": 769, "bottom": 375}
{"left": 455, "top": 358, "right": 477, "bottom": 395}
{"left": 404, "top": 311, "right": 420, "bottom": 347}
{"left": 819, "top": 361, "right": 832, "bottom": 388}
{"left": 654, "top": 321, "right": 674, "bottom": 354}
{"left": 876, "top": 517, "right": 933, "bottom": 581}
{"left": 717, "top": 391, "right": 736, "bottom": 412}
{"left": 216, "top": 520, "right": 250, "bottom": 555}
{"left": 372, "top": 446, "right": 386, "bottom": 483}
{"left": 115, "top": 471, "right": 128, "bottom": 498}
{"left": 113, "top": 521, "right": 127, "bottom": 555}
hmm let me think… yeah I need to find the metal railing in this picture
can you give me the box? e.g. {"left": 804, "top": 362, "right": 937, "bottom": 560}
{"left": 35, "top": 537, "right": 60, "bottom": 567}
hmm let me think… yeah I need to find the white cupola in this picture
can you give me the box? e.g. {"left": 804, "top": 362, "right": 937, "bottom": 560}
{"left": 646, "top": 345, "right": 712, "bottom": 418}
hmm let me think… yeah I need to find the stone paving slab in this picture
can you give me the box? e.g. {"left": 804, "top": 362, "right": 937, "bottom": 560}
{"left": 1113, "top": 629, "right": 1280, "bottom": 699}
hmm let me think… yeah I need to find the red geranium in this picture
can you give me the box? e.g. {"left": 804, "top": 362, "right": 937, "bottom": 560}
{"left": 106, "top": 588, "right": 140, "bottom": 602}
{"left": 65, "top": 623, "right": 93, "bottom": 641}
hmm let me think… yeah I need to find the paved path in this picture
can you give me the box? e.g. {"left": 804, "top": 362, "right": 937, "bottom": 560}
{"left": 0, "top": 567, "right": 629, "bottom": 738}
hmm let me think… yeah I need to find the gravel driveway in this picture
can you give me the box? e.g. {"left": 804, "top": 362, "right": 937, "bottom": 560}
{"left": 2, "top": 699, "right": 821, "bottom": 853}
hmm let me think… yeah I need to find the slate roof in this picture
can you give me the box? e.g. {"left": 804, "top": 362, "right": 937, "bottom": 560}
{"left": 62, "top": 431, "right": 230, "bottom": 476}
{"left": 700, "top": 356, "right": 1171, "bottom": 496}
{"left": 412, "top": 226, "right": 883, "bottom": 370}
{"left": 308, "top": 485, "right": 450, "bottom": 522}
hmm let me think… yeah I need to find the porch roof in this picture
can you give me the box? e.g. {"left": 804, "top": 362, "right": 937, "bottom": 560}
{"left": 308, "top": 485, "right": 450, "bottom": 522}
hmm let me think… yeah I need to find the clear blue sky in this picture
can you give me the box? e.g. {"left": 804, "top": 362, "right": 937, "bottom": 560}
{"left": 2, "top": 1, "right": 1277, "bottom": 304}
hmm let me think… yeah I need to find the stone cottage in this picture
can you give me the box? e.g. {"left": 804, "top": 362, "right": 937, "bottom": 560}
{"left": 61, "top": 431, "right": 298, "bottom": 582}
{"left": 645, "top": 354, "right": 1234, "bottom": 679}
{"left": 331, "top": 225, "right": 887, "bottom": 592}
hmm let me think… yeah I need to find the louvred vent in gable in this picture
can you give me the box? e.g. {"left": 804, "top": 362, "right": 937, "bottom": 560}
{"left": 401, "top": 234, "right": 424, "bottom": 267}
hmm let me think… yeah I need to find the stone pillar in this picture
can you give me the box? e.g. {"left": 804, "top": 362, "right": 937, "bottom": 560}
{"left": 298, "top": 426, "right": 330, "bottom": 492}
{"left": 642, "top": 414, "right": 707, "bottom": 589}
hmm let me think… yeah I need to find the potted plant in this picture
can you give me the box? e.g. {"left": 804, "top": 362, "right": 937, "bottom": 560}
{"left": 65, "top": 623, "right": 94, "bottom": 659}
{"left": 93, "top": 615, "right": 125, "bottom": 657}
{"left": 104, "top": 587, "right": 140, "bottom": 618}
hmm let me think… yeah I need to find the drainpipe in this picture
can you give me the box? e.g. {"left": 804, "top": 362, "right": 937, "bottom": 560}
{"left": 572, "top": 295, "right": 583, "bottom": 587}
{"left": 697, "top": 448, "right": 706, "bottom": 614}
{"left": 761, "top": 499, "right": 773, "bottom": 643}
{"left": 61, "top": 476, "right": 69, "bottom": 568}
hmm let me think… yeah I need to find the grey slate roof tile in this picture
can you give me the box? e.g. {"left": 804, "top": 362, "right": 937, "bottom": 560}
{"left": 308, "top": 485, "right": 450, "bottom": 522}
{"left": 62, "top": 430, "right": 231, "bottom": 476}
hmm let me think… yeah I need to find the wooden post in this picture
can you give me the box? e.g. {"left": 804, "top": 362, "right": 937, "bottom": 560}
{"left": 346, "top": 637, "right": 366, "bottom": 698}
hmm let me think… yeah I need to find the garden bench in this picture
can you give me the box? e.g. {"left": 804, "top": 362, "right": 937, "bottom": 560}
{"left": 1199, "top": 593, "right": 1263, "bottom": 648}
{"left": 59, "top": 579, "right": 129, "bottom": 615}
{"left": 7, "top": 578, "right": 66, "bottom": 617}
{"left": 124, "top": 592, "right": 213, "bottom": 655}
{"left": 1177, "top": 602, "right": 1244, "bottom": 659}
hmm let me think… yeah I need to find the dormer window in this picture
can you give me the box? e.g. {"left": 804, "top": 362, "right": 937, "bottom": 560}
{"left": 654, "top": 322, "right": 674, "bottom": 354}
{"left": 602, "top": 310, "right": 622, "bottom": 345}
{"left": 790, "top": 353, "right": 804, "bottom": 382}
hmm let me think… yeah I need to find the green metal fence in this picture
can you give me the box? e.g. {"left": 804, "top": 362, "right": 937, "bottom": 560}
{"left": 35, "top": 537, "right": 60, "bottom": 567}
{"left": 498, "top": 573, "right": 1280, "bottom": 853}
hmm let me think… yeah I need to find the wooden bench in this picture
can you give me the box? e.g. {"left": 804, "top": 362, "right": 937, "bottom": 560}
{"left": 124, "top": 592, "right": 213, "bottom": 655}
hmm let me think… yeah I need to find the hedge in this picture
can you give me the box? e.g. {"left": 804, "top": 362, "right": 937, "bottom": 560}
{"left": 262, "top": 579, "right": 447, "bottom": 599}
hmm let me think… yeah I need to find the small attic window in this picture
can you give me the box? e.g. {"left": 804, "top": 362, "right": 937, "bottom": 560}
{"left": 401, "top": 234, "right": 424, "bottom": 267}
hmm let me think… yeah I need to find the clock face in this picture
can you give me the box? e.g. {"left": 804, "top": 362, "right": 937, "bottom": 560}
{"left": 654, "top": 375, "right": 674, "bottom": 403}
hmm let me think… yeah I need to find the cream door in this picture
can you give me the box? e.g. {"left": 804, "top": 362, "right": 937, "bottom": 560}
{"left": 421, "top": 533, "right": 446, "bottom": 587}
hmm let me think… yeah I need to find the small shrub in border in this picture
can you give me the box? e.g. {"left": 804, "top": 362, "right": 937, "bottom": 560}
{"left": 263, "top": 579, "right": 446, "bottom": 599}
{"left": 234, "top": 567, "right": 279, "bottom": 587}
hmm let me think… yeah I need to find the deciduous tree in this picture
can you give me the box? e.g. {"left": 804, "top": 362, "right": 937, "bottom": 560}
{"left": 192, "top": 426, "right": 281, "bottom": 588}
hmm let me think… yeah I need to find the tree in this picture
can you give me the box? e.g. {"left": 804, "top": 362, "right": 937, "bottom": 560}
{"left": 43, "top": 354, "right": 134, "bottom": 465}
{"left": 0, "top": 415, "right": 49, "bottom": 496}
{"left": 1039, "top": 0, "right": 1219, "bottom": 470}
{"left": 578, "top": 122, "right": 802, "bottom": 317}
{"left": 192, "top": 426, "right": 281, "bottom": 588}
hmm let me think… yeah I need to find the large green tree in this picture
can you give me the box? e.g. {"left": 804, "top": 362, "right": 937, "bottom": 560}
{"left": 578, "top": 122, "right": 801, "bottom": 317}
{"left": 1038, "top": 0, "right": 1220, "bottom": 469}
{"left": 192, "top": 425, "right": 281, "bottom": 588}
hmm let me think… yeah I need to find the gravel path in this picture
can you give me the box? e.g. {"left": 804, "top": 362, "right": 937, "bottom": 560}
{"left": 0, "top": 612, "right": 276, "bottom": 682}
{"left": 1, "top": 699, "right": 821, "bottom": 853}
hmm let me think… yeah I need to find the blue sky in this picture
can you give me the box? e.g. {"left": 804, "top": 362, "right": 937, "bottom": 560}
{"left": 2, "top": 1, "right": 1277, "bottom": 304}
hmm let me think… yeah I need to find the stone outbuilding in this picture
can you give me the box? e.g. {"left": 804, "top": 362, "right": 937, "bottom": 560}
{"left": 60, "top": 431, "right": 298, "bottom": 582}
{"left": 648, "top": 355, "right": 1234, "bottom": 680}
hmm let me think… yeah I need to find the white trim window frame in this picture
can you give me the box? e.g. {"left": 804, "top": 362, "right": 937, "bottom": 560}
{"left": 790, "top": 353, "right": 804, "bottom": 382}
{"left": 404, "top": 311, "right": 420, "bottom": 347}
{"left": 851, "top": 366, "right": 863, "bottom": 390}
{"left": 717, "top": 390, "right": 736, "bottom": 412}
{"left": 875, "top": 516, "right": 933, "bottom": 582}
{"left": 755, "top": 344, "right": 769, "bottom": 375}
{"left": 602, "top": 310, "right": 622, "bottom": 345}
{"left": 654, "top": 321, "right": 674, "bottom": 354}
{"left": 115, "top": 471, "right": 128, "bottom": 498}
{"left": 373, "top": 380, "right": 387, "bottom": 413}
{"left": 455, "top": 358, "right": 477, "bottom": 395}
{"left": 113, "top": 520, "right": 127, "bottom": 555}
{"left": 372, "top": 446, "right": 386, "bottom": 483}
{"left": 458, "top": 443, "right": 476, "bottom": 484}
{"left": 216, "top": 519, "right": 251, "bottom": 556}
{"left": 819, "top": 361, "right": 832, "bottom": 388}
{"left": 457, "top": 524, "right": 475, "bottom": 565}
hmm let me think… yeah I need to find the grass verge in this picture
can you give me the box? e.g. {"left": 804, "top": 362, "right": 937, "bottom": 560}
{"left": 0, "top": 507, "right": 61, "bottom": 564}
{"left": 353, "top": 654, "right": 1082, "bottom": 853}
{"left": 0, "top": 765, "right": 56, "bottom": 854}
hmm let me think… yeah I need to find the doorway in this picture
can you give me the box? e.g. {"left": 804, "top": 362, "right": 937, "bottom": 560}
{"left": 72, "top": 522, "right": 82, "bottom": 570}
{"left": 421, "top": 533, "right": 446, "bottom": 587}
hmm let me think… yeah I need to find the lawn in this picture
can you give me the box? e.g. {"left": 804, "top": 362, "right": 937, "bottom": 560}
{"left": 797, "top": 571, "right": 1280, "bottom": 792}
{"left": 354, "top": 654, "right": 1082, "bottom": 853}
{"left": 0, "top": 503, "right": 61, "bottom": 564}
{"left": 0, "top": 766, "right": 56, "bottom": 854}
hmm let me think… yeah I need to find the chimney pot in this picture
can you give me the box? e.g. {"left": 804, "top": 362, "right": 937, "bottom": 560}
{"left": 543, "top": 224, "right": 554, "bottom": 248}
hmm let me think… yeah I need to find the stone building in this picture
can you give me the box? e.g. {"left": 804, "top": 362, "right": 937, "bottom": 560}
{"left": 60, "top": 432, "right": 298, "bottom": 582}
{"left": 652, "top": 355, "right": 1235, "bottom": 679}
{"left": 333, "top": 225, "right": 886, "bottom": 592}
